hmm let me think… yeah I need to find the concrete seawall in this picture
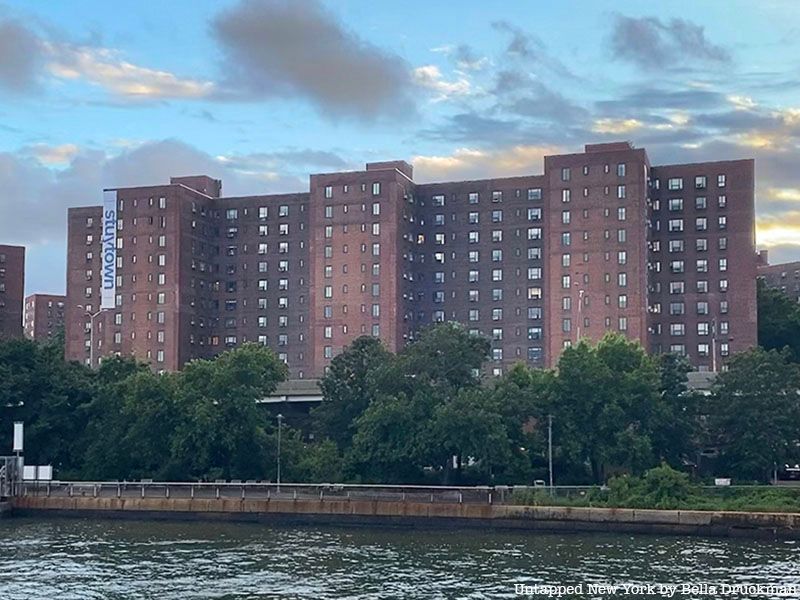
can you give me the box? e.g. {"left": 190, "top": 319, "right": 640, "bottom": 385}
{"left": 11, "top": 496, "right": 800, "bottom": 539}
{"left": 0, "top": 501, "right": 11, "bottom": 518}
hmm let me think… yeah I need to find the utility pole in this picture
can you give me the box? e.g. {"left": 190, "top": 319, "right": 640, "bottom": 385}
{"left": 276, "top": 413, "right": 283, "bottom": 492}
{"left": 548, "top": 414, "right": 554, "bottom": 496}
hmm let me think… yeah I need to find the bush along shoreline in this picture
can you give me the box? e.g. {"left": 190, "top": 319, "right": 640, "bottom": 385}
{"left": 511, "top": 465, "right": 800, "bottom": 513}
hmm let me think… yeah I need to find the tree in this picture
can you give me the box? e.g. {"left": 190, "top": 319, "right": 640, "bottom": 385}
{"left": 758, "top": 279, "right": 800, "bottom": 361}
{"left": 650, "top": 353, "right": 702, "bottom": 467}
{"left": 349, "top": 393, "right": 426, "bottom": 482}
{"left": 312, "top": 336, "right": 390, "bottom": 449}
{"left": 0, "top": 338, "right": 95, "bottom": 475}
{"left": 424, "top": 388, "right": 513, "bottom": 484}
{"left": 712, "top": 348, "right": 800, "bottom": 482}
{"left": 374, "top": 322, "right": 490, "bottom": 397}
{"left": 553, "top": 334, "right": 662, "bottom": 483}
{"left": 168, "top": 343, "right": 288, "bottom": 480}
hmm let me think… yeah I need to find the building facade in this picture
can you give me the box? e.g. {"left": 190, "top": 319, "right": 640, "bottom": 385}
{"left": 65, "top": 142, "right": 757, "bottom": 375}
{"left": 757, "top": 254, "right": 800, "bottom": 304}
{"left": 0, "top": 244, "right": 25, "bottom": 340}
{"left": 24, "top": 294, "right": 66, "bottom": 341}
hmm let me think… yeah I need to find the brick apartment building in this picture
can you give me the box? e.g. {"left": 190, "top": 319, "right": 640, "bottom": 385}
{"left": 0, "top": 244, "right": 25, "bottom": 340}
{"left": 24, "top": 294, "right": 66, "bottom": 341}
{"left": 64, "top": 141, "right": 757, "bottom": 376}
{"left": 757, "top": 251, "right": 800, "bottom": 304}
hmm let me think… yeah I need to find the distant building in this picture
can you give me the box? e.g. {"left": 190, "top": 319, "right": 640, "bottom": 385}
{"left": 0, "top": 245, "right": 25, "bottom": 340}
{"left": 757, "top": 251, "right": 800, "bottom": 304}
{"left": 65, "top": 142, "right": 757, "bottom": 375}
{"left": 24, "top": 294, "right": 66, "bottom": 341}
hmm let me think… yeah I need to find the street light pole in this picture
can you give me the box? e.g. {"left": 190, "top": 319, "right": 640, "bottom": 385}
{"left": 276, "top": 413, "right": 283, "bottom": 492}
{"left": 78, "top": 305, "right": 105, "bottom": 369}
{"left": 548, "top": 414, "right": 554, "bottom": 496}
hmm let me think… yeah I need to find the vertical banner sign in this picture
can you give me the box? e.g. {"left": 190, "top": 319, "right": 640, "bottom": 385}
{"left": 13, "top": 422, "right": 23, "bottom": 453}
{"left": 101, "top": 190, "right": 118, "bottom": 309}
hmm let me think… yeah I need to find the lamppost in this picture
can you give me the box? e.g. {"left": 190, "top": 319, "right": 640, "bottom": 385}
{"left": 548, "top": 414, "right": 554, "bottom": 496}
{"left": 276, "top": 413, "right": 283, "bottom": 492}
{"left": 77, "top": 305, "right": 106, "bottom": 369}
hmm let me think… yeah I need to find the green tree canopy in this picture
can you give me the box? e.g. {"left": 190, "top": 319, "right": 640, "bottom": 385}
{"left": 712, "top": 347, "right": 800, "bottom": 482}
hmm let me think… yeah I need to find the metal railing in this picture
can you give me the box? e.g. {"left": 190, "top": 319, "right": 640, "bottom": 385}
{"left": 21, "top": 481, "right": 515, "bottom": 504}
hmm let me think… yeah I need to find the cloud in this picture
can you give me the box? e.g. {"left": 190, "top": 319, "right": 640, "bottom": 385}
{"left": 46, "top": 44, "right": 214, "bottom": 99}
{"left": 592, "top": 118, "right": 643, "bottom": 134}
{"left": 412, "top": 65, "right": 471, "bottom": 101}
{"left": 21, "top": 143, "right": 80, "bottom": 165}
{"left": 491, "top": 21, "right": 576, "bottom": 79}
{"left": 0, "top": 17, "right": 44, "bottom": 93}
{"left": 494, "top": 70, "right": 587, "bottom": 124}
{"left": 609, "top": 14, "right": 731, "bottom": 69}
{"left": 413, "top": 144, "right": 561, "bottom": 182}
{"left": 211, "top": 0, "right": 414, "bottom": 119}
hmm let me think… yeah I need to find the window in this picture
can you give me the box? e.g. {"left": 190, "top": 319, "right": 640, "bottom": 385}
{"left": 719, "top": 258, "right": 728, "bottom": 272}
{"left": 718, "top": 174, "right": 726, "bottom": 187}
{"left": 561, "top": 189, "right": 571, "bottom": 203}
{"left": 618, "top": 272, "right": 627, "bottom": 287}
{"left": 669, "top": 240, "right": 684, "bottom": 253}
{"left": 695, "top": 217, "right": 707, "bottom": 231}
{"left": 618, "top": 207, "right": 626, "bottom": 221}
{"left": 528, "top": 188, "right": 542, "bottom": 200}
{"left": 695, "top": 197, "right": 707, "bottom": 210}
{"left": 324, "top": 185, "right": 333, "bottom": 198}
{"left": 492, "top": 210, "right": 503, "bottom": 223}
{"left": 617, "top": 163, "right": 626, "bottom": 177}
{"left": 617, "top": 185, "right": 626, "bottom": 199}
{"left": 469, "top": 192, "right": 479, "bottom": 204}
{"left": 528, "top": 208, "right": 542, "bottom": 221}
{"left": 696, "top": 259, "right": 708, "bottom": 273}
{"left": 561, "top": 167, "right": 571, "bottom": 181}
{"left": 718, "top": 215, "right": 727, "bottom": 230}
{"left": 372, "top": 182, "right": 381, "bottom": 196}
{"left": 372, "top": 202, "right": 380, "bottom": 215}
{"left": 670, "top": 302, "right": 685, "bottom": 316}
{"left": 668, "top": 219, "right": 684, "bottom": 232}
{"left": 226, "top": 208, "right": 238, "bottom": 220}
{"left": 695, "top": 175, "right": 707, "bottom": 189}
{"left": 469, "top": 231, "right": 479, "bottom": 244}
{"left": 492, "top": 191, "right": 502, "bottom": 203}
{"left": 668, "top": 178, "right": 683, "bottom": 190}
{"left": 259, "top": 206, "right": 268, "bottom": 219}
{"left": 562, "top": 210, "right": 571, "bottom": 224}
{"left": 697, "top": 322, "right": 710, "bottom": 336}
{"left": 492, "top": 269, "right": 503, "bottom": 282}
{"left": 670, "top": 323, "right": 685, "bottom": 336}
{"left": 279, "top": 205, "right": 289, "bottom": 217}
{"left": 668, "top": 198, "right": 683, "bottom": 211}
{"left": 528, "top": 227, "right": 542, "bottom": 240}
{"left": 561, "top": 232, "right": 571, "bottom": 246}
{"left": 718, "top": 195, "right": 727, "bottom": 208}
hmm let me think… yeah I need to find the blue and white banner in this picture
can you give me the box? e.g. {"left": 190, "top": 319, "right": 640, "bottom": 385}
{"left": 101, "top": 190, "right": 117, "bottom": 309}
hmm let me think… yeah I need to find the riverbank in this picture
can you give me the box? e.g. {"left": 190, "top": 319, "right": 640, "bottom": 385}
{"left": 12, "top": 495, "right": 800, "bottom": 539}
{"left": 0, "top": 501, "right": 10, "bottom": 518}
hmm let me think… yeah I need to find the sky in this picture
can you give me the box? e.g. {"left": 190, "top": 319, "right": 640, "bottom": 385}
{"left": 1, "top": 0, "right": 799, "bottom": 294}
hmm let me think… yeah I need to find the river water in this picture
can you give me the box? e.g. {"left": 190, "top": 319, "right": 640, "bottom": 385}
{"left": 0, "top": 517, "right": 798, "bottom": 599}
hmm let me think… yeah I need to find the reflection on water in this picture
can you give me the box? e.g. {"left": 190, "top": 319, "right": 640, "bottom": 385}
{"left": 0, "top": 517, "right": 798, "bottom": 599}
